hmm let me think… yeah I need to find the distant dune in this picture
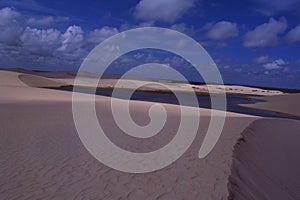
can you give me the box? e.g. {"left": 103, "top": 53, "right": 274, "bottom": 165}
{"left": 240, "top": 94, "right": 300, "bottom": 118}
{"left": 1, "top": 68, "right": 284, "bottom": 96}
{"left": 18, "top": 74, "right": 67, "bottom": 88}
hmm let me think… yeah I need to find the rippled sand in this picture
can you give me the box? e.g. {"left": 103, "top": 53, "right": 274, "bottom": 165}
{"left": 0, "top": 69, "right": 298, "bottom": 199}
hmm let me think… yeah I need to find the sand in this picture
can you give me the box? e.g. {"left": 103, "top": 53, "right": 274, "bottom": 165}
{"left": 0, "top": 69, "right": 299, "bottom": 199}
{"left": 240, "top": 94, "right": 300, "bottom": 117}
{"left": 3, "top": 68, "right": 283, "bottom": 96}
{"left": 228, "top": 119, "right": 300, "bottom": 200}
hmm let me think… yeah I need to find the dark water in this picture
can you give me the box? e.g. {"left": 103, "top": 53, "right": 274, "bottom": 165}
{"left": 49, "top": 86, "right": 299, "bottom": 120}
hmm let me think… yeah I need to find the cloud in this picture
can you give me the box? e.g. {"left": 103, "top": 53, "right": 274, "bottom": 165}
{"left": 119, "top": 22, "right": 155, "bottom": 32}
{"left": 134, "top": 0, "right": 195, "bottom": 23}
{"left": 243, "top": 17, "right": 287, "bottom": 48}
{"left": 285, "top": 25, "right": 300, "bottom": 43}
{"left": 0, "top": 7, "right": 20, "bottom": 25}
{"left": 263, "top": 59, "right": 287, "bottom": 70}
{"left": 250, "top": 0, "right": 300, "bottom": 15}
{"left": 0, "top": 7, "right": 23, "bottom": 45}
{"left": 0, "top": 7, "right": 123, "bottom": 69}
{"left": 27, "top": 16, "right": 55, "bottom": 26}
{"left": 27, "top": 16, "right": 69, "bottom": 26}
{"left": 205, "top": 21, "right": 239, "bottom": 41}
{"left": 86, "top": 26, "right": 119, "bottom": 43}
{"left": 21, "top": 27, "right": 61, "bottom": 55}
{"left": 254, "top": 55, "right": 269, "bottom": 64}
{"left": 170, "top": 23, "right": 195, "bottom": 35}
{"left": 58, "top": 25, "right": 84, "bottom": 52}
{"left": 0, "top": 0, "right": 55, "bottom": 14}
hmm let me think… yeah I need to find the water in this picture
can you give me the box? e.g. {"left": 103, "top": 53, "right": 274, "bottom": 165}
{"left": 49, "top": 86, "right": 299, "bottom": 120}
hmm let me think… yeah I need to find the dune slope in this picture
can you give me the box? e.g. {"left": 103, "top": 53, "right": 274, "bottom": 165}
{"left": 228, "top": 119, "right": 300, "bottom": 200}
{"left": 0, "top": 70, "right": 259, "bottom": 199}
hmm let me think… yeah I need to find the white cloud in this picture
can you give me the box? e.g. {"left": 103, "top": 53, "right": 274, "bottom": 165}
{"left": 285, "top": 25, "right": 300, "bottom": 43}
{"left": 27, "top": 16, "right": 54, "bottom": 26}
{"left": 170, "top": 23, "right": 195, "bottom": 35}
{"left": 86, "top": 26, "right": 118, "bottom": 43}
{"left": 0, "top": 7, "right": 20, "bottom": 25}
{"left": 0, "top": 7, "right": 23, "bottom": 45}
{"left": 254, "top": 55, "right": 269, "bottom": 64}
{"left": 26, "top": 16, "right": 69, "bottom": 26}
{"left": 263, "top": 59, "right": 287, "bottom": 70}
{"left": 21, "top": 27, "right": 61, "bottom": 55}
{"left": 58, "top": 25, "right": 84, "bottom": 52}
{"left": 134, "top": 0, "right": 195, "bottom": 23}
{"left": 119, "top": 22, "right": 155, "bottom": 32}
{"left": 0, "top": 7, "right": 122, "bottom": 68}
{"left": 205, "top": 21, "right": 239, "bottom": 41}
{"left": 0, "top": 0, "right": 55, "bottom": 14}
{"left": 243, "top": 17, "right": 287, "bottom": 48}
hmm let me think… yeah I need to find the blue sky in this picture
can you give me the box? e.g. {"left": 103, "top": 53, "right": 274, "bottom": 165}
{"left": 0, "top": 0, "right": 300, "bottom": 88}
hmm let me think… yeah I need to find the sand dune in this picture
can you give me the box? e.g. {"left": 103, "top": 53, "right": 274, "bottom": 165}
{"left": 2, "top": 68, "right": 283, "bottom": 96}
{"left": 240, "top": 94, "right": 300, "bottom": 117}
{"left": 0, "top": 70, "right": 259, "bottom": 199}
{"left": 0, "top": 69, "right": 299, "bottom": 199}
{"left": 18, "top": 74, "right": 68, "bottom": 88}
{"left": 228, "top": 119, "right": 300, "bottom": 200}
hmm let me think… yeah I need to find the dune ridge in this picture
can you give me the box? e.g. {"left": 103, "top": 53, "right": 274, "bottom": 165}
{"left": 228, "top": 119, "right": 300, "bottom": 200}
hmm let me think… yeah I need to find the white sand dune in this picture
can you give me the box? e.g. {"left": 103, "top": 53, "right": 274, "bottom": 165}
{"left": 228, "top": 119, "right": 300, "bottom": 200}
{"left": 0, "top": 69, "right": 298, "bottom": 199}
{"left": 68, "top": 78, "right": 283, "bottom": 96}
{"left": 0, "top": 70, "right": 259, "bottom": 199}
{"left": 3, "top": 68, "right": 283, "bottom": 96}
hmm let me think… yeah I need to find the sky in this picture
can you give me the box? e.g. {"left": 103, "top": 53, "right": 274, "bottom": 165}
{"left": 0, "top": 0, "right": 300, "bottom": 88}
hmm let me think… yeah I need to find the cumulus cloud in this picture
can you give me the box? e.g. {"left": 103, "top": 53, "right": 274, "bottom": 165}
{"left": 243, "top": 17, "right": 287, "bottom": 48}
{"left": 21, "top": 27, "right": 61, "bottom": 55}
{"left": 0, "top": 7, "right": 123, "bottom": 68}
{"left": 205, "top": 21, "right": 239, "bottom": 41}
{"left": 285, "top": 25, "right": 300, "bottom": 43}
{"left": 86, "top": 26, "right": 119, "bottom": 43}
{"left": 0, "top": 7, "right": 23, "bottom": 45}
{"left": 263, "top": 59, "right": 287, "bottom": 70}
{"left": 58, "top": 25, "right": 84, "bottom": 52}
{"left": 0, "top": 7, "right": 20, "bottom": 25}
{"left": 134, "top": 0, "right": 195, "bottom": 23}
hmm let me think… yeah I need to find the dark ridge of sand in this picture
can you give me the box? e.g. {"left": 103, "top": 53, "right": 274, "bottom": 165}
{"left": 240, "top": 94, "right": 300, "bottom": 118}
{"left": 0, "top": 68, "right": 77, "bottom": 78}
{"left": 228, "top": 118, "right": 300, "bottom": 200}
{"left": 18, "top": 74, "right": 67, "bottom": 88}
